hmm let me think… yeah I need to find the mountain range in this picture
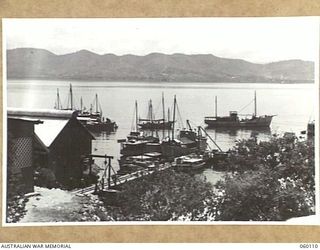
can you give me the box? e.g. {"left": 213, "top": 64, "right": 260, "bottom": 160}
{"left": 7, "top": 48, "right": 315, "bottom": 83}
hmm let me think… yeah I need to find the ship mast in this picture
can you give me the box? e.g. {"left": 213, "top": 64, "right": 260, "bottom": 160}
{"left": 135, "top": 100, "right": 138, "bottom": 132}
{"left": 148, "top": 99, "right": 154, "bottom": 121}
{"left": 172, "top": 95, "right": 176, "bottom": 140}
{"left": 162, "top": 92, "right": 165, "bottom": 122}
{"left": 56, "top": 88, "right": 61, "bottom": 109}
{"left": 186, "top": 119, "right": 192, "bottom": 130}
{"left": 254, "top": 91, "right": 257, "bottom": 117}
{"left": 95, "top": 94, "right": 99, "bottom": 114}
{"left": 69, "top": 84, "right": 73, "bottom": 110}
{"left": 215, "top": 96, "right": 217, "bottom": 117}
{"left": 167, "top": 107, "right": 171, "bottom": 137}
{"left": 80, "top": 97, "right": 83, "bottom": 112}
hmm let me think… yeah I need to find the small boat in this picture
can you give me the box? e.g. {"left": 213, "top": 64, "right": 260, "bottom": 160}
{"left": 204, "top": 92, "right": 274, "bottom": 128}
{"left": 173, "top": 155, "right": 206, "bottom": 171}
{"left": 120, "top": 140, "right": 149, "bottom": 157}
{"left": 127, "top": 131, "right": 159, "bottom": 143}
{"left": 138, "top": 93, "right": 174, "bottom": 130}
{"left": 160, "top": 96, "right": 207, "bottom": 158}
{"left": 203, "top": 149, "right": 229, "bottom": 165}
{"left": 118, "top": 100, "right": 161, "bottom": 157}
{"left": 118, "top": 154, "right": 158, "bottom": 175}
{"left": 161, "top": 128, "right": 207, "bottom": 158}
{"left": 77, "top": 93, "right": 118, "bottom": 132}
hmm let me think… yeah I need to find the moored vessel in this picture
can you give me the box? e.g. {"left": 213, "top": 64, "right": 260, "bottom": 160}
{"left": 54, "top": 84, "right": 117, "bottom": 132}
{"left": 204, "top": 91, "right": 274, "bottom": 128}
{"left": 138, "top": 93, "right": 174, "bottom": 130}
{"left": 173, "top": 154, "right": 206, "bottom": 171}
{"left": 118, "top": 100, "right": 161, "bottom": 157}
{"left": 77, "top": 93, "right": 118, "bottom": 132}
{"left": 160, "top": 95, "right": 207, "bottom": 158}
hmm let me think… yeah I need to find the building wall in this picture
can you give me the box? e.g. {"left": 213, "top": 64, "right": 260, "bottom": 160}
{"left": 49, "top": 118, "right": 93, "bottom": 185}
{"left": 7, "top": 119, "right": 35, "bottom": 197}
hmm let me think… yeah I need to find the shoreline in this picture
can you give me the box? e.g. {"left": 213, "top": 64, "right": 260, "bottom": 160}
{"left": 6, "top": 78, "right": 315, "bottom": 84}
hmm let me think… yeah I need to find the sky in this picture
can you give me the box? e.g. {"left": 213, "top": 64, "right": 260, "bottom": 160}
{"left": 3, "top": 17, "right": 319, "bottom": 63}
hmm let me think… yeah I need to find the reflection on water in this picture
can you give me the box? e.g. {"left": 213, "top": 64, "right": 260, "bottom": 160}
{"left": 206, "top": 127, "right": 271, "bottom": 137}
{"left": 204, "top": 127, "right": 272, "bottom": 152}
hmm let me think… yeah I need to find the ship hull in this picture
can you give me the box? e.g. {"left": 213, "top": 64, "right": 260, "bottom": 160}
{"left": 120, "top": 142, "right": 161, "bottom": 157}
{"left": 138, "top": 121, "right": 173, "bottom": 130}
{"left": 84, "top": 121, "right": 117, "bottom": 132}
{"left": 174, "top": 162, "right": 206, "bottom": 171}
{"left": 204, "top": 115, "right": 273, "bottom": 128}
{"left": 161, "top": 139, "right": 207, "bottom": 158}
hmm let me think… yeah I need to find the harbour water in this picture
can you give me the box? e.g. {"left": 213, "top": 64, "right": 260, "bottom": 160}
{"left": 7, "top": 80, "right": 316, "bottom": 184}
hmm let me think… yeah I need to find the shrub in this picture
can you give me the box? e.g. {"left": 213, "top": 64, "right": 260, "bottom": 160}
{"left": 102, "top": 169, "right": 217, "bottom": 221}
{"left": 215, "top": 136, "right": 315, "bottom": 221}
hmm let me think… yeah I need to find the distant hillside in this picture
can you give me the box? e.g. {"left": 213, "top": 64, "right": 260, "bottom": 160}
{"left": 7, "top": 48, "right": 315, "bottom": 83}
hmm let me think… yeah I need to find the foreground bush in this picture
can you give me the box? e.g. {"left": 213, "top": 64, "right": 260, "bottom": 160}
{"left": 101, "top": 169, "right": 218, "bottom": 221}
{"left": 78, "top": 135, "right": 315, "bottom": 222}
{"left": 215, "top": 136, "right": 315, "bottom": 221}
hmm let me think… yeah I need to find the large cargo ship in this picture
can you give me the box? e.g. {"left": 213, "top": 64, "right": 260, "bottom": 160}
{"left": 204, "top": 91, "right": 274, "bottom": 128}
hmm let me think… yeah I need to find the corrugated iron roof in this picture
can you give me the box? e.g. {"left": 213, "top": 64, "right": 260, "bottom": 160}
{"left": 8, "top": 108, "right": 76, "bottom": 119}
{"left": 7, "top": 108, "right": 94, "bottom": 147}
{"left": 8, "top": 117, "right": 43, "bottom": 124}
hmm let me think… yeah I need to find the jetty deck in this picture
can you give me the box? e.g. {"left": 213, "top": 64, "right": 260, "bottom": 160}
{"left": 72, "top": 162, "right": 172, "bottom": 195}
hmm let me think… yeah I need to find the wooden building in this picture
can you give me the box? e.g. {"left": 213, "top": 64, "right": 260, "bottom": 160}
{"left": 7, "top": 108, "right": 95, "bottom": 187}
{"left": 7, "top": 117, "right": 42, "bottom": 196}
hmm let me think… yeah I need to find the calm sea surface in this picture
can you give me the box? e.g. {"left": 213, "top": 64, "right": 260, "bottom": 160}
{"left": 7, "top": 80, "right": 316, "bottom": 185}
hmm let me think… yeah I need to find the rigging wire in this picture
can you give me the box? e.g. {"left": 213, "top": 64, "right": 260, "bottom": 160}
{"left": 143, "top": 100, "right": 150, "bottom": 119}
{"left": 99, "top": 103, "right": 103, "bottom": 116}
{"left": 175, "top": 101, "right": 185, "bottom": 129}
{"left": 238, "top": 99, "right": 254, "bottom": 113}
{"left": 66, "top": 92, "right": 70, "bottom": 110}
{"left": 153, "top": 100, "right": 162, "bottom": 119}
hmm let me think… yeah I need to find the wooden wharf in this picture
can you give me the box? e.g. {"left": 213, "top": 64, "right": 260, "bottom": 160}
{"left": 72, "top": 156, "right": 172, "bottom": 195}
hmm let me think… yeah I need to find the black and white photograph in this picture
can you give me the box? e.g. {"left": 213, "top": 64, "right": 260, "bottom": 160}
{"left": 3, "top": 17, "right": 319, "bottom": 225}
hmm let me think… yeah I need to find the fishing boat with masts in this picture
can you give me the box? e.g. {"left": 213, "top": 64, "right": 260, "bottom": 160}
{"left": 77, "top": 93, "right": 118, "bottom": 132}
{"left": 160, "top": 95, "right": 207, "bottom": 158}
{"left": 204, "top": 91, "right": 274, "bottom": 128}
{"left": 118, "top": 100, "right": 160, "bottom": 157}
{"left": 138, "top": 93, "right": 174, "bottom": 130}
{"left": 54, "top": 84, "right": 118, "bottom": 132}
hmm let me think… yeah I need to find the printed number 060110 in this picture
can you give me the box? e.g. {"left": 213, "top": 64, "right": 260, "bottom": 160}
{"left": 300, "top": 244, "right": 319, "bottom": 248}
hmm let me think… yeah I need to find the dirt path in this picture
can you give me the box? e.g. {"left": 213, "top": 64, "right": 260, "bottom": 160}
{"left": 20, "top": 187, "right": 92, "bottom": 222}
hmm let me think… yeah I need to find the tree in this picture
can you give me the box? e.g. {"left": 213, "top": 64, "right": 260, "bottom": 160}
{"left": 215, "top": 136, "right": 315, "bottom": 221}
{"left": 101, "top": 169, "right": 218, "bottom": 221}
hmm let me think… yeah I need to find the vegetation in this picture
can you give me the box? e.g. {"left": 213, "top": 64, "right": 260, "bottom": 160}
{"left": 74, "top": 134, "right": 315, "bottom": 222}
{"left": 215, "top": 135, "right": 315, "bottom": 221}
{"left": 97, "top": 169, "right": 218, "bottom": 221}
{"left": 8, "top": 132, "right": 314, "bottom": 222}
